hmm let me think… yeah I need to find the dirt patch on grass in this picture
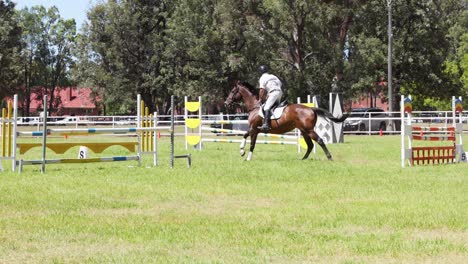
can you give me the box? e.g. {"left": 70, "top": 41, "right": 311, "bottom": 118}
{"left": 408, "top": 228, "right": 468, "bottom": 246}
{"left": 0, "top": 234, "right": 143, "bottom": 264}
{"left": 80, "top": 194, "right": 279, "bottom": 218}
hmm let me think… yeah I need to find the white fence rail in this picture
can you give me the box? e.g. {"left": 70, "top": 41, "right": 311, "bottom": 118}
{"left": 13, "top": 111, "right": 468, "bottom": 135}
{"left": 344, "top": 111, "right": 468, "bottom": 135}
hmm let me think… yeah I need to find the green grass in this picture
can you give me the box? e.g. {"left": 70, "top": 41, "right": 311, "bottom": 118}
{"left": 0, "top": 135, "right": 467, "bottom": 263}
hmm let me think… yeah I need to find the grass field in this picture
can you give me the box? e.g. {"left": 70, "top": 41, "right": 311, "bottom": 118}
{"left": 0, "top": 134, "right": 467, "bottom": 263}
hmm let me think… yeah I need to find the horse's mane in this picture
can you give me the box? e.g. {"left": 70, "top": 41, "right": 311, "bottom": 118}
{"left": 239, "top": 80, "right": 258, "bottom": 96}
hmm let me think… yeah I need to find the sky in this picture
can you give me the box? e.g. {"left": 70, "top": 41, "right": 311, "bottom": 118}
{"left": 13, "top": 0, "right": 93, "bottom": 29}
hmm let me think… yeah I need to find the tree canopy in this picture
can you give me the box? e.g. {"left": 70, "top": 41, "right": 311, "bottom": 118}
{"left": 17, "top": 5, "right": 76, "bottom": 114}
{"left": 0, "top": 0, "right": 21, "bottom": 100}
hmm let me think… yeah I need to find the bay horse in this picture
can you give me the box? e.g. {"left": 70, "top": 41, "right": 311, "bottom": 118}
{"left": 224, "top": 80, "right": 348, "bottom": 161}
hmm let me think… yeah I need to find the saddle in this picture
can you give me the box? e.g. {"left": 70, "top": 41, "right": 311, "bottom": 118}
{"left": 259, "top": 100, "right": 288, "bottom": 120}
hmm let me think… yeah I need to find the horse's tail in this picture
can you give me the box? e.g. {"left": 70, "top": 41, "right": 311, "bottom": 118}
{"left": 312, "top": 107, "right": 349, "bottom": 123}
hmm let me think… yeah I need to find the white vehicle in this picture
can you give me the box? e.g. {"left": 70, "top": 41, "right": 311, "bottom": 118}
{"left": 115, "top": 117, "right": 136, "bottom": 125}
{"left": 56, "top": 116, "right": 80, "bottom": 125}
{"left": 344, "top": 108, "right": 388, "bottom": 132}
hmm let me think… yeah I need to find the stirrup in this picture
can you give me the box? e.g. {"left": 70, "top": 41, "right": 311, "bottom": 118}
{"left": 257, "top": 124, "right": 271, "bottom": 132}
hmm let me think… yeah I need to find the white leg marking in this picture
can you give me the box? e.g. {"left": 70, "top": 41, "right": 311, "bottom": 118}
{"left": 239, "top": 139, "right": 246, "bottom": 156}
{"left": 247, "top": 151, "right": 253, "bottom": 161}
{"left": 240, "top": 138, "right": 246, "bottom": 149}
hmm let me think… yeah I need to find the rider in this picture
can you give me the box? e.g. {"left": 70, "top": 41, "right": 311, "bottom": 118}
{"left": 257, "top": 65, "right": 283, "bottom": 132}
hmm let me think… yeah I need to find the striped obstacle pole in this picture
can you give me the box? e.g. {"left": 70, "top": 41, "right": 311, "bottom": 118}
{"left": 201, "top": 126, "right": 299, "bottom": 145}
{"left": 401, "top": 95, "right": 465, "bottom": 167}
{"left": 17, "top": 127, "right": 170, "bottom": 137}
{"left": 202, "top": 138, "right": 298, "bottom": 145}
{"left": 199, "top": 120, "right": 301, "bottom": 148}
{"left": 18, "top": 156, "right": 141, "bottom": 173}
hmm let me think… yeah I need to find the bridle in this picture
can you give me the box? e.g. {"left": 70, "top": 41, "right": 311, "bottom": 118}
{"left": 225, "top": 84, "right": 241, "bottom": 108}
{"left": 225, "top": 81, "right": 262, "bottom": 113}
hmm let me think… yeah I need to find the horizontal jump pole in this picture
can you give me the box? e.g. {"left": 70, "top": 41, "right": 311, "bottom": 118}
{"left": 411, "top": 135, "right": 456, "bottom": 141}
{"left": 201, "top": 127, "right": 298, "bottom": 140}
{"left": 201, "top": 138, "right": 297, "bottom": 145}
{"left": 19, "top": 156, "right": 139, "bottom": 165}
{"left": 412, "top": 126, "right": 455, "bottom": 132}
{"left": 201, "top": 127, "right": 247, "bottom": 134}
{"left": 17, "top": 126, "right": 170, "bottom": 136}
{"left": 201, "top": 120, "right": 248, "bottom": 125}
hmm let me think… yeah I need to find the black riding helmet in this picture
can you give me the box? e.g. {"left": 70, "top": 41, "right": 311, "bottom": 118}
{"left": 259, "top": 65, "right": 269, "bottom": 74}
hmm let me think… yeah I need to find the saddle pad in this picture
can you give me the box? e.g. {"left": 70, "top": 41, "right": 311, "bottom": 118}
{"left": 259, "top": 106, "right": 286, "bottom": 120}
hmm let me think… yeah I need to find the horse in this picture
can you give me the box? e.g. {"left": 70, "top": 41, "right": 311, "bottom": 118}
{"left": 224, "top": 80, "right": 348, "bottom": 161}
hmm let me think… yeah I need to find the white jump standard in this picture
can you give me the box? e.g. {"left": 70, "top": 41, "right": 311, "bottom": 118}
{"left": 400, "top": 95, "right": 464, "bottom": 167}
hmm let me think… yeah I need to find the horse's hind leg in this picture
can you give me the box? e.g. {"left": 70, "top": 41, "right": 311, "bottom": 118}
{"left": 240, "top": 130, "right": 249, "bottom": 156}
{"left": 309, "top": 131, "right": 333, "bottom": 161}
{"left": 301, "top": 133, "right": 314, "bottom": 160}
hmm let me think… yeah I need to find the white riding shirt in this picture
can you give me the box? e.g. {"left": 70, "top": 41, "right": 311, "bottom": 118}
{"left": 259, "top": 73, "right": 283, "bottom": 111}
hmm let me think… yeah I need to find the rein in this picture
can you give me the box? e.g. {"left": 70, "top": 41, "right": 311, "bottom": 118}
{"left": 246, "top": 101, "right": 261, "bottom": 113}
{"left": 237, "top": 83, "right": 262, "bottom": 113}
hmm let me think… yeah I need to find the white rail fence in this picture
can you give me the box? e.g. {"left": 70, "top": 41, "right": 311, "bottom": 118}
{"left": 12, "top": 111, "right": 468, "bottom": 136}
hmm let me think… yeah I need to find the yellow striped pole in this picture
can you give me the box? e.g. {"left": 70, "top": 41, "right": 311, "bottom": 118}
{"left": 7, "top": 101, "right": 12, "bottom": 157}
{"left": 140, "top": 100, "right": 146, "bottom": 151}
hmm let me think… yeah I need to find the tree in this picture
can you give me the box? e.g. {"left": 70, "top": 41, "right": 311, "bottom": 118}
{"left": 392, "top": 0, "right": 460, "bottom": 105}
{"left": 76, "top": 0, "right": 173, "bottom": 114}
{"left": 164, "top": 0, "right": 262, "bottom": 109}
{"left": 0, "top": 0, "right": 21, "bottom": 101}
{"left": 246, "top": 0, "right": 361, "bottom": 103}
{"left": 18, "top": 5, "right": 76, "bottom": 114}
{"left": 343, "top": 0, "right": 465, "bottom": 110}
{"left": 445, "top": 9, "right": 468, "bottom": 101}
{"left": 260, "top": 0, "right": 321, "bottom": 98}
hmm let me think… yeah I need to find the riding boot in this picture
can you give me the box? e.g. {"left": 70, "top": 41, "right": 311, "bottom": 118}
{"left": 258, "top": 110, "right": 272, "bottom": 131}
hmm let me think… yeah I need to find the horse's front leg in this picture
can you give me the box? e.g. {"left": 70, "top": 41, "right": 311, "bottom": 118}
{"left": 246, "top": 131, "right": 259, "bottom": 161}
{"left": 239, "top": 130, "right": 250, "bottom": 156}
